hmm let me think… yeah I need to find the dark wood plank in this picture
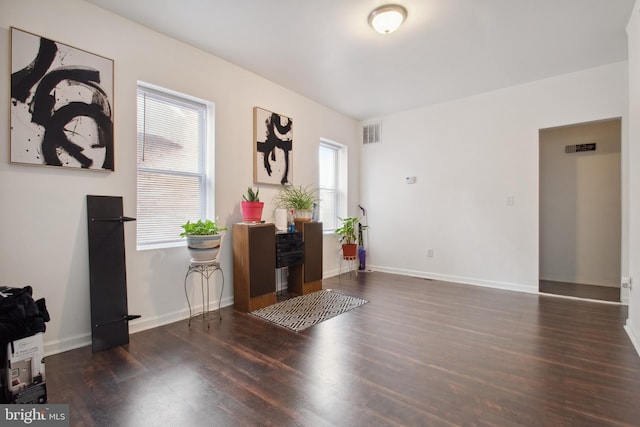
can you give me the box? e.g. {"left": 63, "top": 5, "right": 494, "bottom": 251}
{"left": 44, "top": 272, "right": 640, "bottom": 426}
{"left": 540, "top": 279, "right": 621, "bottom": 302}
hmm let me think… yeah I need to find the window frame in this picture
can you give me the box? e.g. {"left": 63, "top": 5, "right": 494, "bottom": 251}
{"left": 318, "top": 138, "right": 347, "bottom": 232}
{"left": 136, "top": 82, "right": 214, "bottom": 250}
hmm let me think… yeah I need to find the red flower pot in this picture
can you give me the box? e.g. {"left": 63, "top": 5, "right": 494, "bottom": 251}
{"left": 241, "top": 201, "right": 264, "bottom": 223}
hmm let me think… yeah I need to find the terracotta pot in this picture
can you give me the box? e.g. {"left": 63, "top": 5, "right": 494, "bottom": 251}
{"left": 342, "top": 243, "right": 358, "bottom": 258}
{"left": 241, "top": 201, "right": 264, "bottom": 223}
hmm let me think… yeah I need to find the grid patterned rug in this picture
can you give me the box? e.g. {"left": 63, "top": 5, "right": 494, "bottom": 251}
{"left": 250, "top": 289, "right": 368, "bottom": 332}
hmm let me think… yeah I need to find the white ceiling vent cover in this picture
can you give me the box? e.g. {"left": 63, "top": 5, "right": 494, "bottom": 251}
{"left": 363, "top": 121, "right": 382, "bottom": 145}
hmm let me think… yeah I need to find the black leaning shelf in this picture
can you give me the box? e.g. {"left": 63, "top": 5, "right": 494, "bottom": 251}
{"left": 86, "top": 195, "right": 140, "bottom": 352}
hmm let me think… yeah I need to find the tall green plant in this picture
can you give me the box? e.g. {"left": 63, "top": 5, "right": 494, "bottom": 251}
{"left": 335, "top": 217, "right": 367, "bottom": 245}
{"left": 274, "top": 185, "right": 319, "bottom": 211}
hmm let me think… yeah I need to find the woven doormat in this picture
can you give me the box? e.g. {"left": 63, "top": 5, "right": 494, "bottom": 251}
{"left": 250, "top": 289, "right": 368, "bottom": 332}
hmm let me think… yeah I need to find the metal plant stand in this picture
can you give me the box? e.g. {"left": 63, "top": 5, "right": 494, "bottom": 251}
{"left": 184, "top": 260, "right": 224, "bottom": 327}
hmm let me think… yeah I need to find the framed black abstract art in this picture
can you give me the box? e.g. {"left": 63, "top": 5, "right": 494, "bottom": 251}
{"left": 10, "top": 27, "right": 114, "bottom": 171}
{"left": 253, "top": 107, "right": 292, "bottom": 185}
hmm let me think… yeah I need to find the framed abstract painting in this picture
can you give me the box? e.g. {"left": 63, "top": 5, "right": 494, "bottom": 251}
{"left": 253, "top": 107, "right": 292, "bottom": 185}
{"left": 10, "top": 27, "right": 115, "bottom": 171}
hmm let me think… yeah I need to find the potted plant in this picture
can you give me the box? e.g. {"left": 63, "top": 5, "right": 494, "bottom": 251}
{"left": 274, "top": 184, "right": 319, "bottom": 222}
{"left": 180, "top": 219, "right": 227, "bottom": 261}
{"left": 335, "top": 216, "right": 366, "bottom": 258}
{"left": 240, "top": 186, "right": 264, "bottom": 223}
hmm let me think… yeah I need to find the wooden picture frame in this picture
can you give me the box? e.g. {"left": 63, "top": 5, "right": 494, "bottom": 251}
{"left": 253, "top": 107, "right": 292, "bottom": 185}
{"left": 10, "top": 27, "right": 115, "bottom": 171}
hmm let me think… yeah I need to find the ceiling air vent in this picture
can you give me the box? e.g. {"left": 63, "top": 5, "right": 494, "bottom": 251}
{"left": 362, "top": 121, "right": 381, "bottom": 145}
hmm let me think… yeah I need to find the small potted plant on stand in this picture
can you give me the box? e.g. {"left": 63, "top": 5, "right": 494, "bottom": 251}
{"left": 274, "top": 184, "right": 319, "bottom": 223}
{"left": 180, "top": 219, "right": 227, "bottom": 262}
{"left": 335, "top": 216, "right": 366, "bottom": 258}
{"left": 240, "top": 186, "right": 264, "bottom": 223}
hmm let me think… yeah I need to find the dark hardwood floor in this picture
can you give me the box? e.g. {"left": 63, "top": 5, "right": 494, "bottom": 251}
{"left": 539, "top": 280, "right": 621, "bottom": 302}
{"left": 45, "top": 272, "right": 640, "bottom": 426}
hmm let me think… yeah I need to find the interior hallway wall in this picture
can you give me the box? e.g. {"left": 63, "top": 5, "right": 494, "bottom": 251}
{"left": 361, "top": 62, "right": 628, "bottom": 294}
{"left": 539, "top": 119, "right": 621, "bottom": 289}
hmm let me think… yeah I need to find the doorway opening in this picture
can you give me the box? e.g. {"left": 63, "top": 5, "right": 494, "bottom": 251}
{"left": 539, "top": 118, "right": 621, "bottom": 302}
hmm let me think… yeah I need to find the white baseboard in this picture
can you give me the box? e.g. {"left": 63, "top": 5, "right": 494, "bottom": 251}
{"left": 43, "top": 332, "right": 91, "bottom": 357}
{"left": 624, "top": 321, "right": 640, "bottom": 358}
{"left": 370, "top": 265, "right": 538, "bottom": 294}
{"left": 323, "top": 267, "right": 341, "bottom": 278}
{"left": 43, "top": 297, "right": 234, "bottom": 357}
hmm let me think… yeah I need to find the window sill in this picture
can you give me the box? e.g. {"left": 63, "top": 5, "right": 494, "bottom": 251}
{"left": 137, "top": 240, "right": 185, "bottom": 252}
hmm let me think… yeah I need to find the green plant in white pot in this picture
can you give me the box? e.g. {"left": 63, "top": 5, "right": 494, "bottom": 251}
{"left": 180, "top": 219, "right": 227, "bottom": 262}
{"left": 274, "top": 184, "right": 319, "bottom": 222}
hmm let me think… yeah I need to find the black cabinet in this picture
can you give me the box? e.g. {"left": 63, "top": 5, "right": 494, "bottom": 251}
{"left": 275, "top": 232, "right": 303, "bottom": 268}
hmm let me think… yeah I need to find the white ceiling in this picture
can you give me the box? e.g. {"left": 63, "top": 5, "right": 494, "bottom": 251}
{"left": 87, "top": 0, "right": 634, "bottom": 120}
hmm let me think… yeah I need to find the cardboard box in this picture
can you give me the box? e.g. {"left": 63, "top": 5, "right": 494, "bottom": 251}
{"left": 4, "top": 333, "right": 47, "bottom": 404}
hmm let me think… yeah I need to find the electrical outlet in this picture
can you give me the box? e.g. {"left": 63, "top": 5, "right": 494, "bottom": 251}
{"left": 405, "top": 176, "right": 417, "bottom": 184}
{"left": 427, "top": 248, "right": 434, "bottom": 257}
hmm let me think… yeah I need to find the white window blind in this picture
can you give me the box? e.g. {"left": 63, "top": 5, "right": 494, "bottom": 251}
{"left": 136, "top": 85, "right": 208, "bottom": 247}
{"left": 319, "top": 141, "right": 340, "bottom": 231}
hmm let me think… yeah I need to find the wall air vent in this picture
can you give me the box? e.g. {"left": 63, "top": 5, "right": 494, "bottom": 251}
{"left": 362, "top": 121, "right": 382, "bottom": 145}
{"left": 565, "top": 143, "right": 596, "bottom": 153}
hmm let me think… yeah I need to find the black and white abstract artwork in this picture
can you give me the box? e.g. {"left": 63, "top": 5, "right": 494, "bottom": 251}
{"left": 253, "top": 107, "right": 292, "bottom": 185}
{"left": 10, "top": 28, "right": 114, "bottom": 170}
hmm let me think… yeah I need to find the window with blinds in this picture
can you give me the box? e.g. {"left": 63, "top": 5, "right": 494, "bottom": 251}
{"left": 136, "top": 85, "right": 210, "bottom": 248}
{"left": 319, "top": 140, "right": 346, "bottom": 231}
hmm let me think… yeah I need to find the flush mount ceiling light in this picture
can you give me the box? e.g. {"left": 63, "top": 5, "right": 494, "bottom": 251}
{"left": 368, "top": 4, "right": 407, "bottom": 35}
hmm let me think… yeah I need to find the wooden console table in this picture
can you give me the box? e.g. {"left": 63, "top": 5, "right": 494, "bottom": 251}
{"left": 232, "top": 222, "right": 323, "bottom": 312}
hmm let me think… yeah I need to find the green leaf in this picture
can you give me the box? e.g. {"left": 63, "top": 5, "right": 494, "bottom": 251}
{"left": 242, "top": 186, "right": 260, "bottom": 202}
{"left": 179, "top": 218, "right": 228, "bottom": 237}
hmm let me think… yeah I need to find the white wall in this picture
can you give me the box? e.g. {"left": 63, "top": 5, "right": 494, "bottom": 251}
{"left": 539, "top": 119, "right": 621, "bottom": 288}
{"left": 625, "top": 0, "right": 640, "bottom": 354}
{"left": 361, "top": 62, "right": 628, "bottom": 293}
{"left": 3, "top": 0, "right": 637, "bottom": 358}
{"left": 0, "top": 0, "right": 359, "bottom": 355}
